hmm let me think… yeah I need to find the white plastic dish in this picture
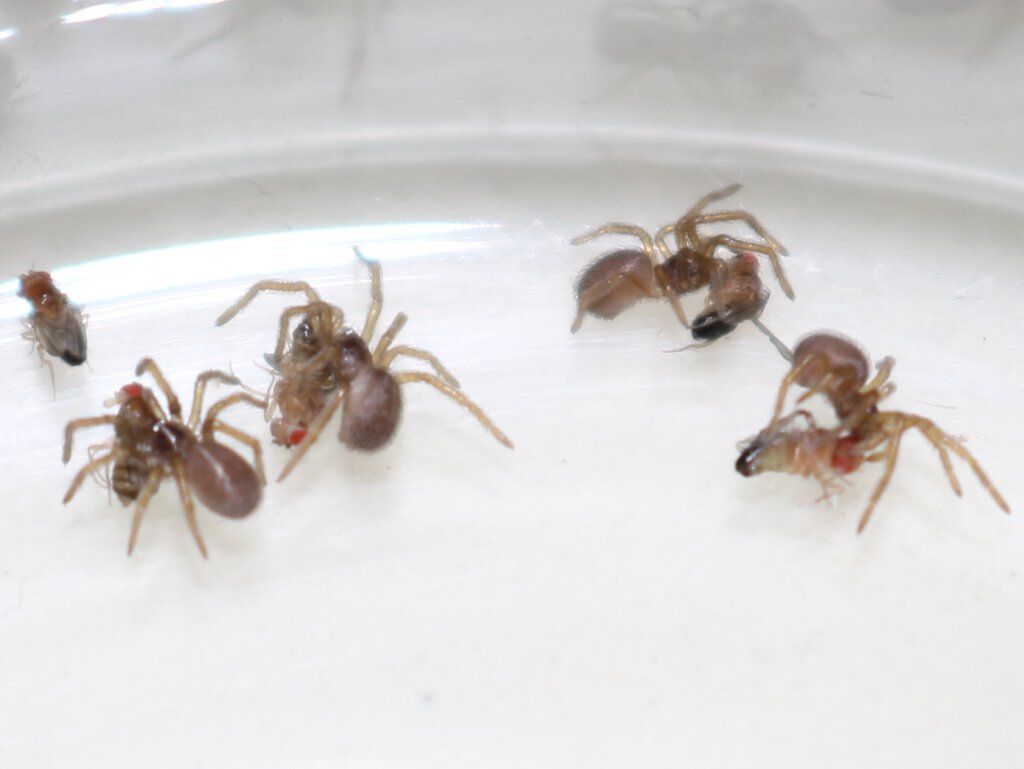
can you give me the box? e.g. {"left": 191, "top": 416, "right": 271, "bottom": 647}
{"left": 1, "top": 2, "right": 1023, "bottom": 767}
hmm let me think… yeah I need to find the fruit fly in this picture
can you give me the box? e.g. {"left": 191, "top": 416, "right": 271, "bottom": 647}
{"left": 62, "top": 359, "right": 267, "bottom": 557}
{"left": 736, "top": 332, "right": 1010, "bottom": 532}
{"left": 215, "top": 247, "right": 514, "bottom": 480}
{"left": 18, "top": 270, "right": 88, "bottom": 376}
{"left": 569, "top": 183, "right": 793, "bottom": 351}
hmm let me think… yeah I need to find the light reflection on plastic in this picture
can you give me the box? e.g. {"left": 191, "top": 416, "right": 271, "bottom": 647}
{"left": 0, "top": 28, "right": 17, "bottom": 41}
{"left": 62, "top": 0, "right": 229, "bottom": 24}
{"left": 0, "top": 222, "right": 500, "bottom": 319}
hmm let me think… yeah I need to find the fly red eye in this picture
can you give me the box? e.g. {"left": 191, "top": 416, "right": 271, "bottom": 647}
{"left": 831, "top": 435, "right": 863, "bottom": 474}
{"left": 121, "top": 383, "right": 144, "bottom": 399}
{"left": 289, "top": 429, "right": 307, "bottom": 446}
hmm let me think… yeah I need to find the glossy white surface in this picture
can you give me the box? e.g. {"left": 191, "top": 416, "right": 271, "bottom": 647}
{"left": 1, "top": 2, "right": 1023, "bottom": 767}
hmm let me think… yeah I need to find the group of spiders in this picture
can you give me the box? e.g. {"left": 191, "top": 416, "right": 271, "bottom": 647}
{"left": 19, "top": 184, "right": 1010, "bottom": 557}
{"left": 568, "top": 183, "right": 1010, "bottom": 532}
{"left": 26, "top": 251, "right": 513, "bottom": 556}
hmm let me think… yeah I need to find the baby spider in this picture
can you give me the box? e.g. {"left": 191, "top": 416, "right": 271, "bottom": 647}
{"left": 215, "top": 247, "right": 514, "bottom": 481}
{"left": 736, "top": 332, "right": 1010, "bottom": 532}
{"left": 18, "top": 270, "right": 88, "bottom": 377}
{"left": 569, "top": 183, "right": 793, "bottom": 351}
{"left": 62, "top": 359, "right": 267, "bottom": 557}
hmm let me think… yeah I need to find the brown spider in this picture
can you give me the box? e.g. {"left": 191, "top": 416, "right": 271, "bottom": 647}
{"left": 62, "top": 359, "right": 267, "bottom": 557}
{"left": 570, "top": 183, "right": 794, "bottom": 352}
{"left": 215, "top": 247, "right": 514, "bottom": 481}
{"left": 736, "top": 332, "right": 1011, "bottom": 532}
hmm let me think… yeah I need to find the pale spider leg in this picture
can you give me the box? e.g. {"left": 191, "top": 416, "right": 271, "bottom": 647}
{"left": 171, "top": 457, "right": 208, "bottom": 558}
{"left": 770, "top": 354, "right": 819, "bottom": 427}
{"left": 856, "top": 422, "right": 906, "bottom": 534}
{"left": 136, "top": 358, "right": 183, "bottom": 420}
{"left": 353, "top": 246, "right": 385, "bottom": 341}
{"left": 188, "top": 370, "right": 240, "bottom": 431}
{"left": 795, "top": 369, "right": 849, "bottom": 408}
{"left": 672, "top": 183, "right": 745, "bottom": 251}
{"left": 201, "top": 392, "right": 270, "bottom": 484}
{"left": 571, "top": 270, "right": 662, "bottom": 333}
{"left": 127, "top": 471, "right": 165, "bottom": 557}
{"left": 679, "top": 183, "right": 743, "bottom": 220}
{"left": 391, "top": 371, "right": 513, "bottom": 449}
{"left": 905, "top": 414, "right": 1011, "bottom": 514}
{"left": 379, "top": 346, "right": 461, "bottom": 389}
{"left": 701, "top": 234, "right": 795, "bottom": 300}
{"left": 62, "top": 451, "right": 117, "bottom": 504}
{"left": 688, "top": 210, "right": 789, "bottom": 255}
{"left": 87, "top": 439, "right": 116, "bottom": 497}
{"left": 201, "top": 393, "right": 268, "bottom": 438}
{"left": 571, "top": 224, "right": 659, "bottom": 266}
{"left": 653, "top": 223, "right": 678, "bottom": 259}
{"left": 140, "top": 389, "right": 171, "bottom": 424}
{"left": 273, "top": 302, "right": 344, "bottom": 364}
{"left": 215, "top": 280, "right": 323, "bottom": 327}
{"left": 372, "top": 312, "right": 408, "bottom": 363}
{"left": 650, "top": 226, "right": 692, "bottom": 328}
{"left": 861, "top": 356, "right": 896, "bottom": 395}
{"left": 63, "top": 415, "right": 118, "bottom": 463}
{"left": 751, "top": 319, "right": 794, "bottom": 362}
{"left": 263, "top": 371, "right": 282, "bottom": 421}
{"left": 277, "top": 391, "right": 345, "bottom": 482}
{"left": 655, "top": 269, "right": 692, "bottom": 329}
{"left": 207, "top": 420, "right": 267, "bottom": 487}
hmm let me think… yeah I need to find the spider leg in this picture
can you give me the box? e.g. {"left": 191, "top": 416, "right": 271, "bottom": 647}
{"left": 857, "top": 422, "right": 905, "bottom": 533}
{"left": 906, "top": 414, "right": 1010, "bottom": 514}
{"left": 353, "top": 246, "right": 385, "bottom": 341}
{"left": 136, "top": 358, "right": 183, "bottom": 420}
{"left": 392, "top": 371, "right": 513, "bottom": 449}
{"left": 751, "top": 318, "right": 793, "bottom": 362}
{"left": 277, "top": 390, "right": 345, "bottom": 482}
{"left": 653, "top": 265, "right": 691, "bottom": 329}
{"left": 170, "top": 458, "right": 207, "bottom": 558}
{"left": 273, "top": 302, "right": 344, "bottom": 364}
{"left": 653, "top": 223, "right": 678, "bottom": 260}
{"left": 680, "top": 183, "right": 743, "bottom": 220}
{"left": 372, "top": 312, "right": 408, "bottom": 362}
{"left": 379, "top": 345, "right": 461, "bottom": 389}
{"left": 201, "top": 392, "right": 267, "bottom": 438}
{"left": 700, "top": 235, "right": 794, "bottom": 300}
{"left": 215, "top": 280, "right": 323, "bottom": 327}
{"left": 571, "top": 224, "right": 659, "bottom": 265}
{"left": 63, "top": 451, "right": 117, "bottom": 504}
{"left": 127, "top": 470, "right": 165, "bottom": 556}
{"left": 188, "top": 370, "right": 240, "bottom": 430}
{"left": 770, "top": 354, "right": 819, "bottom": 427}
{"left": 63, "top": 415, "right": 118, "bottom": 464}
{"left": 206, "top": 420, "right": 267, "bottom": 486}
{"left": 688, "top": 210, "right": 789, "bottom": 254}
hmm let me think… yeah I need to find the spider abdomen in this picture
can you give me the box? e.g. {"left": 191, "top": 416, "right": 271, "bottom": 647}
{"left": 340, "top": 367, "right": 402, "bottom": 451}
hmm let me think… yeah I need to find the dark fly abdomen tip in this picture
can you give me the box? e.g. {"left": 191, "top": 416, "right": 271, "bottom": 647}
{"left": 691, "top": 312, "right": 736, "bottom": 342}
{"left": 735, "top": 449, "right": 757, "bottom": 476}
{"left": 60, "top": 349, "right": 87, "bottom": 366}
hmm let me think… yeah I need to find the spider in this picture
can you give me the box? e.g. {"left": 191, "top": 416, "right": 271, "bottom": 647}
{"left": 215, "top": 247, "right": 514, "bottom": 480}
{"left": 736, "top": 332, "right": 1010, "bottom": 532}
{"left": 569, "top": 183, "right": 794, "bottom": 351}
{"left": 62, "top": 358, "right": 267, "bottom": 556}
